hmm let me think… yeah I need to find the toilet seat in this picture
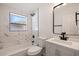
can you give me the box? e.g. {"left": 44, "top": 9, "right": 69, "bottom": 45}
{"left": 27, "top": 46, "right": 42, "bottom": 55}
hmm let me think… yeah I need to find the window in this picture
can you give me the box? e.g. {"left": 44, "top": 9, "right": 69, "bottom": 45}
{"left": 9, "top": 13, "right": 27, "bottom": 31}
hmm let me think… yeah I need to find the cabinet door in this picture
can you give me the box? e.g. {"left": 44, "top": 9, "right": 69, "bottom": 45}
{"left": 46, "top": 41, "right": 75, "bottom": 56}
{"left": 55, "top": 44, "right": 75, "bottom": 56}
{"left": 46, "top": 42, "right": 56, "bottom": 56}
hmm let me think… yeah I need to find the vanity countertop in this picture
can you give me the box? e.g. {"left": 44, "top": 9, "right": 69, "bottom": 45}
{"left": 46, "top": 38, "right": 79, "bottom": 51}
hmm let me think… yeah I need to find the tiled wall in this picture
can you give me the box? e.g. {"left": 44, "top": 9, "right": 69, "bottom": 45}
{"left": 0, "top": 5, "right": 32, "bottom": 48}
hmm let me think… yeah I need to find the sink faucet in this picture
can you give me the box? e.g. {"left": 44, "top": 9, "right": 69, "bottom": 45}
{"left": 59, "top": 32, "right": 68, "bottom": 41}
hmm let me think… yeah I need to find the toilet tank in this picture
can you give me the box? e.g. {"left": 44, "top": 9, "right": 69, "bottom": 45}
{"left": 37, "top": 37, "right": 48, "bottom": 47}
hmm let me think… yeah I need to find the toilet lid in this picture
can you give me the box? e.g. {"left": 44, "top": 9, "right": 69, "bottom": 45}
{"left": 27, "top": 46, "right": 42, "bottom": 55}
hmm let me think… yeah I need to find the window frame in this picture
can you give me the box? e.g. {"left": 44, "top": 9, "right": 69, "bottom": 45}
{"left": 9, "top": 12, "right": 27, "bottom": 32}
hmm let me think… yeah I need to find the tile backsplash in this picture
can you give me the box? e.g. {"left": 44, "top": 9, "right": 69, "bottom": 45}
{"left": 0, "top": 31, "right": 32, "bottom": 48}
{"left": 0, "top": 5, "right": 32, "bottom": 48}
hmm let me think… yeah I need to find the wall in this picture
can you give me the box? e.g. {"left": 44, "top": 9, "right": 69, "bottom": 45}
{"left": 0, "top": 3, "right": 56, "bottom": 49}
{"left": 39, "top": 3, "right": 53, "bottom": 38}
{"left": 0, "top": 3, "right": 54, "bottom": 49}
{"left": 0, "top": 5, "right": 32, "bottom": 48}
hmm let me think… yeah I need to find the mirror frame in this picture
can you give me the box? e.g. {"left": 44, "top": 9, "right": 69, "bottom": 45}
{"left": 53, "top": 3, "right": 63, "bottom": 35}
{"left": 53, "top": 3, "right": 79, "bottom": 36}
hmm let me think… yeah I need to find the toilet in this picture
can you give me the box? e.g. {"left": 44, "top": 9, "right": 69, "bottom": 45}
{"left": 27, "top": 37, "right": 47, "bottom": 56}
{"left": 27, "top": 46, "right": 42, "bottom": 56}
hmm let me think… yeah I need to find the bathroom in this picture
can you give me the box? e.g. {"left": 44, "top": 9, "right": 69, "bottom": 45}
{"left": 0, "top": 2, "right": 79, "bottom": 56}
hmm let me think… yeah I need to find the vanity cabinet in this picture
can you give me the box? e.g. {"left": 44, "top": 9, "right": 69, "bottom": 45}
{"left": 46, "top": 41, "right": 75, "bottom": 56}
{"left": 46, "top": 42, "right": 56, "bottom": 56}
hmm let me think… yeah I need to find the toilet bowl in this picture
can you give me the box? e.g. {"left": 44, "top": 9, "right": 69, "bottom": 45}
{"left": 27, "top": 46, "right": 42, "bottom": 56}
{"left": 27, "top": 37, "right": 47, "bottom": 56}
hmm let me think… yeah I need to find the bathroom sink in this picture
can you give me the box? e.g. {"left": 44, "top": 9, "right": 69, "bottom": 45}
{"left": 46, "top": 38, "right": 79, "bottom": 51}
{"left": 53, "top": 39, "right": 72, "bottom": 45}
{"left": 47, "top": 38, "right": 72, "bottom": 46}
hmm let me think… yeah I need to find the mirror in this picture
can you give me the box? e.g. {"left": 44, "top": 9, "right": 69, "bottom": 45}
{"left": 53, "top": 3, "right": 79, "bottom": 35}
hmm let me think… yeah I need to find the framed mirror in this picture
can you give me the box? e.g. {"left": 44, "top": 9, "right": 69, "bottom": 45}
{"left": 53, "top": 3, "right": 79, "bottom": 35}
